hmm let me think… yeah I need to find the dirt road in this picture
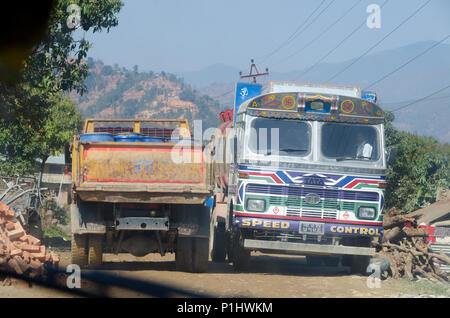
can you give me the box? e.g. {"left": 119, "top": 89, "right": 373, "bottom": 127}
{"left": 4, "top": 247, "right": 447, "bottom": 298}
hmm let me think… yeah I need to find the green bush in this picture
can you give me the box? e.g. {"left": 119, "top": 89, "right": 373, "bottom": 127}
{"left": 42, "top": 199, "right": 70, "bottom": 225}
{"left": 385, "top": 111, "right": 450, "bottom": 213}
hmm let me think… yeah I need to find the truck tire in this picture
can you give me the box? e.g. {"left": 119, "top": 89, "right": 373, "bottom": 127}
{"left": 351, "top": 255, "right": 371, "bottom": 275}
{"left": 71, "top": 234, "right": 88, "bottom": 267}
{"left": 210, "top": 222, "right": 226, "bottom": 262}
{"left": 192, "top": 238, "right": 209, "bottom": 273}
{"left": 176, "top": 236, "right": 193, "bottom": 272}
{"left": 88, "top": 234, "right": 103, "bottom": 267}
{"left": 232, "top": 245, "right": 251, "bottom": 271}
{"left": 176, "top": 237, "right": 209, "bottom": 273}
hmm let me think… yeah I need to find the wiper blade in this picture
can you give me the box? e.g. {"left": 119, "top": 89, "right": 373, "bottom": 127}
{"left": 264, "top": 148, "right": 307, "bottom": 155}
{"left": 335, "top": 156, "right": 370, "bottom": 161}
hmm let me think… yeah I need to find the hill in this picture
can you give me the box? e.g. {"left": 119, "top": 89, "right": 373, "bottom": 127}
{"left": 71, "top": 59, "right": 221, "bottom": 130}
{"left": 182, "top": 41, "right": 450, "bottom": 143}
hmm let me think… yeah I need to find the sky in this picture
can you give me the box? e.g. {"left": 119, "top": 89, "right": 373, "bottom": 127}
{"left": 81, "top": 0, "right": 450, "bottom": 73}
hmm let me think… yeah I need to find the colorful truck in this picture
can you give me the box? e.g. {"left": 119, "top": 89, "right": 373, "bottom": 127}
{"left": 208, "top": 82, "right": 394, "bottom": 273}
{"left": 70, "top": 119, "right": 212, "bottom": 272}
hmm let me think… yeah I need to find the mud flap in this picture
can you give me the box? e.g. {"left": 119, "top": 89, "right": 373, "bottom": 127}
{"left": 71, "top": 200, "right": 106, "bottom": 234}
{"left": 174, "top": 204, "right": 210, "bottom": 238}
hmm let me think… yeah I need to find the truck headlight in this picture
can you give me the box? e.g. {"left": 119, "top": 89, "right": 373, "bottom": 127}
{"left": 246, "top": 198, "right": 266, "bottom": 212}
{"left": 358, "top": 206, "right": 376, "bottom": 219}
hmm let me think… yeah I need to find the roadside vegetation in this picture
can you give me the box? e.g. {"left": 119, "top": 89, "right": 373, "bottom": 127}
{"left": 0, "top": 0, "right": 123, "bottom": 176}
{"left": 384, "top": 111, "right": 449, "bottom": 213}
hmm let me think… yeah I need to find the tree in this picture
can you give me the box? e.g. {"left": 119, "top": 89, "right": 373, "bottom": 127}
{"left": 384, "top": 111, "right": 450, "bottom": 213}
{"left": 35, "top": 94, "right": 83, "bottom": 175}
{"left": 0, "top": 0, "right": 123, "bottom": 174}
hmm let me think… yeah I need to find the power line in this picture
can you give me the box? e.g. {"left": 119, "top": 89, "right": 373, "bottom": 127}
{"left": 210, "top": 89, "right": 234, "bottom": 99}
{"left": 271, "top": 0, "right": 363, "bottom": 68}
{"left": 326, "top": 0, "right": 432, "bottom": 83}
{"left": 274, "top": 0, "right": 337, "bottom": 57}
{"left": 383, "top": 94, "right": 450, "bottom": 106}
{"left": 364, "top": 34, "right": 450, "bottom": 89}
{"left": 391, "top": 84, "right": 450, "bottom": 113}
{"left": 293, "top": 0, "right": 390, "bottom": 81}
{"left": 258, "top": 0, "right": 327, "bottom": 64}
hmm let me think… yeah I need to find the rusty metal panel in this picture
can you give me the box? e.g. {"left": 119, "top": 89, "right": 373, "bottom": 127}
{"left": 80, "top": 143, "right": 205, "bottom": 185}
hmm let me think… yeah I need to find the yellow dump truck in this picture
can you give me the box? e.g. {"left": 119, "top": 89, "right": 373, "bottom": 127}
{"left": 70, "top": 119, "right": 212, "bottom": 272}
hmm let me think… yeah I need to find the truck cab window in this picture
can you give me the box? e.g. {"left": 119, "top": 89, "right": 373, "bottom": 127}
{"left": 321, "top": 123, "right": 379, "bottom": 160}
{"left": 248, "top": 118, "right": 311, "bottom": 156}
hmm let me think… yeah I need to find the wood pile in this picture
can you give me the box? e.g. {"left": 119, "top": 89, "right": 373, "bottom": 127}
{"left": 0, "top": 202, "right": 59, "bottom": 285}
{"left": 374, "top": 205, "right": 450, "bottom": 283}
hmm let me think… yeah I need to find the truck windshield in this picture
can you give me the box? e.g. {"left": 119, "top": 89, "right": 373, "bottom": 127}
{"left": 321, "top": 123, "right": 379, "bottom": 161}
{"left": 248, "top": 118, "right": 311, "bottom": 156}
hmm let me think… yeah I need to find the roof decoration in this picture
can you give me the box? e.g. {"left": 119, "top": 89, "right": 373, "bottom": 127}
{"left": 242, "top": 92, "right": 384, "bottom": 124}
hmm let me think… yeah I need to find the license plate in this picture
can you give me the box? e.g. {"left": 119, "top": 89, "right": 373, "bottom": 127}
{"left": 298, "top": 221, "right": 324, "bottom": 235}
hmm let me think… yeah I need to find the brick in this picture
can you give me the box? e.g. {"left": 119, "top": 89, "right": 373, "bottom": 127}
{"left": 5, "top": 222, "right": 15, "bottom": 231}
{"left": 7, "top": 229, "right": 24, "bottom": 240}
{"left": 22, "top": 251, "right": 31, "bottom": 263}
{"left": 19, "top": 235, "right": 29, "bottom": 242}
{"left": 10, "top": 249, "right": 22, "bottom": 257}
{"left": 13, "top": 222, "right": 24, "bottom": 232}
{"left": 30, "top": 252, "right": 46, "bottom": 262}
{"left": 21, "top": 244, "right": 40, "bottom": 253}
{"left": 4, "top": 208, "right": 15, "bottom": 219}
{"left": 7, "top": 258, "right": 23, "bottom": 275}
{"left": 27, "top": 236, "right": 41, "bottom": 246}
{"left": 13, "top": 256, "right": 29, "bottom": 273}
{"left": 6, "top": 241, "right": 16, "bottom": 251}
{"left": 29, "top": 259, "right": 42, "bottom": 271}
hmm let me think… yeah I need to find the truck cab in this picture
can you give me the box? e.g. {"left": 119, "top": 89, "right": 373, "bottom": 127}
{"left": 209, "top": 82, "right": 389, "bottom": 273}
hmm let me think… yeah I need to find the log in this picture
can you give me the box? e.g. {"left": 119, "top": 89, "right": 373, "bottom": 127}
{"left": 402, "top": 227, "right": 429, "bottom": 237}
{"left": 383, "top": 214, "right": 416, "bottom": 229}
{"left": 382, "top": 227, "right": 403, "bottom": 243}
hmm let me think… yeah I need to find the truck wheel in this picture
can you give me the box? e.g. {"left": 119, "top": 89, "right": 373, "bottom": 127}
{"left": 88, "top": 234, "right": 103, "bottom": 267}
{"left": 192, "top": 238, "right": 209, "bottom": 273}
{"left": 351, "top": 255, "right": 371, "bottom": 275}
{"left": 210, "top": 222, "right": 226, "bottom": 262}
{"left": 71, "top": 234, "right": 88, "bottom": 267}
{"left": 232, "top": 245, "right": 250, "bottom": 271}
{"left": 176, "top": 237, "right": 193, "bottom": 272}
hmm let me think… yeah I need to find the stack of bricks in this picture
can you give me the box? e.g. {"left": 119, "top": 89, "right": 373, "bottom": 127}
{"left": 0, "top": 202, "right": 59, "bottom": 282}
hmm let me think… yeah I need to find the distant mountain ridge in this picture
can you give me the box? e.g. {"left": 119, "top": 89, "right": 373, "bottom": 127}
{"left": 179, "top": 41, "right": 450, "bottom": 143}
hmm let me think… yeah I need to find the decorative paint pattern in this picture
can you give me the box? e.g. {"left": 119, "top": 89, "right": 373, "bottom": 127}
{"left": 237, "top": 166, "right": 385, "bottom": 189}
{"left": 246, "top": 92, "right": 384, "bottom": 124}
{"left": 234, "top": 166, "right": 385, "bottom": 225}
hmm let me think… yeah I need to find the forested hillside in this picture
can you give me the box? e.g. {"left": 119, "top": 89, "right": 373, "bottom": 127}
{"left": 71, "top": 59, "right": 221, "bottom": 130}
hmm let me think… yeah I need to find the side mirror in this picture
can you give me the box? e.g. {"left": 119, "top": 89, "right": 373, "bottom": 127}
{"left": 233, "top": 136, "right": 238, "bottom": 164}
{"left": 386, "top": 148, "right": 396, "bottom": 166}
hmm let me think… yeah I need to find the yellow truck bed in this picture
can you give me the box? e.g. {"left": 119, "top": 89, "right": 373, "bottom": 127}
{"left": 71, "top": 119, "right": 211, "bottom": 204}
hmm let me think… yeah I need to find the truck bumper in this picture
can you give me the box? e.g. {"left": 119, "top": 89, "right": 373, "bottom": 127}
{"left": 244, "top": 239, "right": 375, "bottom": 256}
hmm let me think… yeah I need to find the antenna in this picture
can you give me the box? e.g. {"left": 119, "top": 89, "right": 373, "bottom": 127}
{"left": 239, "top": 59, "right": 269, "bottom": 83}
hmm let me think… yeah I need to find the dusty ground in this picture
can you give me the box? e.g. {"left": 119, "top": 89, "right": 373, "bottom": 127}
{"left": 1, "top": 247, "right": 448, "bottom": 298}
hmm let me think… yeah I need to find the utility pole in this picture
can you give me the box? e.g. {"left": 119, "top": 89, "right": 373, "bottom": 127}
{"left": 239, "top": 59, "right": 269, "bottom": 83}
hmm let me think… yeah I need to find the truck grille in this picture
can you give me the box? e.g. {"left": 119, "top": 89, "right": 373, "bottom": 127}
{"left": 246, "top": 183, "right": 379, "bottom": 220}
